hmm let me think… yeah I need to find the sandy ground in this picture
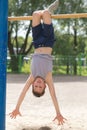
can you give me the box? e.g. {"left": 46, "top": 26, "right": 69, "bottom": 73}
{"left": 6, "top": 74, "right": 87, "bottom": 130}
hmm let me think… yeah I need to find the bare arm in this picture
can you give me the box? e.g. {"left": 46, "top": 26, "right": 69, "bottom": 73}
{"left": 15, "top": 74, "right": 34, "bottom": 109}
{"left": 9, "top": 74, "right": 34, "bottom": 118}
{"left": 46, "top": 72, "right": 61, "bottom": 115}
{"left": 46, "top": 72, "right": 66, "bottom": 125}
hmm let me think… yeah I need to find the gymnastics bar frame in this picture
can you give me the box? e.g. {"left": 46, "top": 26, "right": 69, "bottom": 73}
{"left": 0, "top": 0, "right": 8, "bottom": 130}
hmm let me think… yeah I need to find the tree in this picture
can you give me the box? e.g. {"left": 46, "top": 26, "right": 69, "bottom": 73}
{"left": 53, "top": 0, "right": 86, "bottom": 75}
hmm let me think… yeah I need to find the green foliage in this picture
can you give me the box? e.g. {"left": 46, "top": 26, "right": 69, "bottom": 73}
{"left": 21, "top": 61, "right": 31, "bottom": 73}
{"left": 11, "top": 36, "right": 24, "bottom": 47}
{"left": 8, "top": 0, "right": 55, "bottom": 16}
{"left": 53, "top": 31, "right": 86, "bottom": 56}
{"left": 59, "top": 0, "right": 85, "bottom": 14}
{"left": 53, "top": 32, "right": 74, "bottom": 55}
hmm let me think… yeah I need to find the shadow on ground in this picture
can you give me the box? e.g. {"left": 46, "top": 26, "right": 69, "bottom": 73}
{"left": 22, "top": 126, "right": 51, "bottom": 130}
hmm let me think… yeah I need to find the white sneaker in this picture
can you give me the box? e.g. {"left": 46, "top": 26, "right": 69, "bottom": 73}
{"left": 47, "top": 0, "right": 59, "bottom": 14}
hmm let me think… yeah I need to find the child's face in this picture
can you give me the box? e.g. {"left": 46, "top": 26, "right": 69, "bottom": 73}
{"left": 33, "top": 77, "right": 46, "bottom": 94}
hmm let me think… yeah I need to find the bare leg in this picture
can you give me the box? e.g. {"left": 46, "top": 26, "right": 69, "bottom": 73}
{"left": 42, "top": 10, "right": 52, "bottom": 25}
{"left": 32, "top": 11, "right": 42, "bottom": 27}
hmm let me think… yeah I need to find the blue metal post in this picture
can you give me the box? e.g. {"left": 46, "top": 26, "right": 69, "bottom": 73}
{"left": 0, "top": 0, "right": 8, "bottom": 130}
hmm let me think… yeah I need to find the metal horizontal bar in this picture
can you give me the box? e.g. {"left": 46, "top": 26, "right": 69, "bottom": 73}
{"left": 8, "top": 13, "right": 87, "bottom": 21}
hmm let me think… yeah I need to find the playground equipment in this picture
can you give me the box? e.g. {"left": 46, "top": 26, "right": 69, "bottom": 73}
{"left": 0, "top": 0, "right": 87, "bottom": 129}
{"left": 8, "top": 13, "right": 87, "bottom": 21}
{"left": 0, "top": 0, "right": 8, "bottom": 130}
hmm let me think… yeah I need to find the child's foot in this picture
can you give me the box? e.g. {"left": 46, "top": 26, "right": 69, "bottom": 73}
{"left": 47, "top": 0, "right": 59, "bottom": 14}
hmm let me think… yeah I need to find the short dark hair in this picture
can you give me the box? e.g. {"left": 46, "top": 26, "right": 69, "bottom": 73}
{"left": 32, "top": 87, "right": 45, "bottom": 97}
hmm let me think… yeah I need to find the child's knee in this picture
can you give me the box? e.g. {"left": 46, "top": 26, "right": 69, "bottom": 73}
{"left": 32, "top": 11, "right": 41, "bottom": 18}
{"left": 42, "top": 10, "right": 51, "bottom": 24}
{"left": 42, "top": 10, "right": 51, "bottom": 17}
{"left": 32, "top": 11, "right": 42, "bottom": 27}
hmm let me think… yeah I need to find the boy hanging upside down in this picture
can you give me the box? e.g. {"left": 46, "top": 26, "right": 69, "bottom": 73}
{"left": 9, "top": 0, "right": 67, "bottom": 125}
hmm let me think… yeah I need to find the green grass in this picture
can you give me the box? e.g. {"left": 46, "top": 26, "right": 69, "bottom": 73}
{"left": 77, "top": 66, "right": 87, "bottom": 76}
{"left": 53, "top": 65, "right": 67, "bottom": 75}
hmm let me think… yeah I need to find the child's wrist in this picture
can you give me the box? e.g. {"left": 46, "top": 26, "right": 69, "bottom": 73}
{"left": 15, "top": 106, "right": 20, "bottom": 110}
{"left": 56, "top": 112, "right": 61, "bottom": 116}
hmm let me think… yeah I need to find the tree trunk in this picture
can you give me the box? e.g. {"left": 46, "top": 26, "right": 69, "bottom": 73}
{"left": 10, "top": 55, "right": 19, "bottom": 72}
{"left": 8, "top": 31, "right": 19, "bottom": 72}
{"left": 73, "top": 20, "right": 77, "bottom": 75}
{"left": 66, "top": 58, "right": 69, "bottom": 74}
{"left": 73, "top": 57, "right": 77, "bottom": 75}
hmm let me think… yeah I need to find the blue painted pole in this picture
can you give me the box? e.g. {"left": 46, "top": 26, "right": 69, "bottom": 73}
{"left": 0, "top": 0, "right": 8, "bottom": 130}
